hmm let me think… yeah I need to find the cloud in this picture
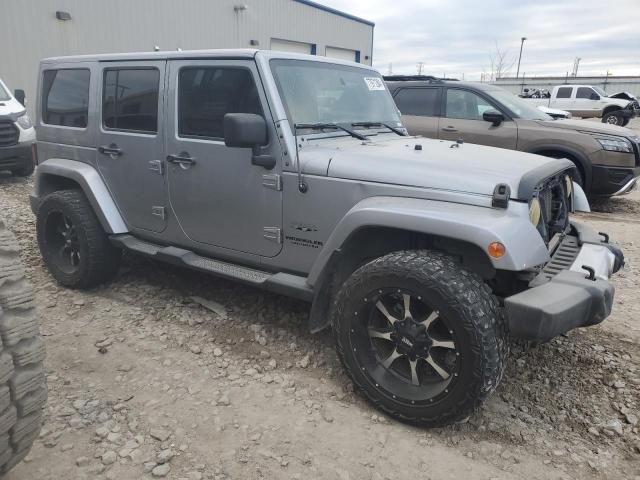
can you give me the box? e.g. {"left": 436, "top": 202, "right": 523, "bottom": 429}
{"left": 321, "top": 0, "right": 640, "bottom": 79}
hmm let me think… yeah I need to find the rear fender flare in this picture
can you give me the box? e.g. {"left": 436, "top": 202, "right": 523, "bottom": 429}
{"left": 33, "top": 159, "right": 127, "bottom": 234}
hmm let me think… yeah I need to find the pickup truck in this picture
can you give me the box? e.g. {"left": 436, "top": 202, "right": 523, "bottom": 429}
{"left": 520, "top": 85, "right": 637, "bottom": 126}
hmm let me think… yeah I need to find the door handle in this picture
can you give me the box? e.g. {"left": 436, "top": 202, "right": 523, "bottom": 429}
{"left": 98, "top": 144, "right": 123, "bottom": 157}
{"left": 166, "top": 153, "right": 196, "bottom": 168}
{"left": 441, "top": 126, "right": 458, "bottom": 133}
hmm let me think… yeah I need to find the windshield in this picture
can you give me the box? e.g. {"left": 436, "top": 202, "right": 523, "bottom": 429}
{"left": 270, "top": 59, "right": 401, "bottom": 130}
{"left": 592, "top": 86, "right": 608, "bottom": 97}
{"left": 0, "top": 80, "right": 10, "bottom": 101}
{"left": 488, "top": 88, "right": 552, "bottom": 120}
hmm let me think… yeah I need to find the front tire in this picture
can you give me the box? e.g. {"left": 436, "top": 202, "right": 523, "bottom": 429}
{"left": 11, "top": 159, "right": 35, "bottom": 178}
{"left": 332, "top": 250, "right": 507, "bottom": 427}
{"left": 36, "top": 190, "right": 121, "bottom": 289}
{"left": 602, "top": 111, "right": 624, "bottom": 126}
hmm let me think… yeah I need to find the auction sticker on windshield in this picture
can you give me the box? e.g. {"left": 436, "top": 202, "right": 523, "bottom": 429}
{"left": 364, "top": 77, "right": 385, "bottom": 91}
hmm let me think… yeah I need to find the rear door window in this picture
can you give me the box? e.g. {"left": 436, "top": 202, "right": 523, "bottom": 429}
{"left": 556, "top": 87, "right": 573, "bottom": 99}
{"left": 42, "top": 69, "right": 90, "bottom": 128}
{"left": 102, "top": 68, "right": 160, "bottom": 133}
{"left": 393, "top": 88, "right": 440, "bottom": 116}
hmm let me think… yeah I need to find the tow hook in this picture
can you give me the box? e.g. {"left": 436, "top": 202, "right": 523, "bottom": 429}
{"left": 598, "top": 232, "right": 610, "bottom": 243}
{"left": 581, "top": 265, "right": 597, "bottom": 281}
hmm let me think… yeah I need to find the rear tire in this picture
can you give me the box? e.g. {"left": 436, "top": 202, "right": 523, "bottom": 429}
{"left": 332, "top": 250, "right": 507, "bottom": 427}
{"left": 0, "top": 217, "right": 46, "bottom": 474}
{"left": 36, "top": 190, "right": 121, "bottom": 289}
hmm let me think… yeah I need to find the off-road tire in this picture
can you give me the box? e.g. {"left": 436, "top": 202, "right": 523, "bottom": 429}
{"left": 332, "top": 250, "right": 508, "bottom": 427}
{"left": 36, "top": 190, "right": 121, "bottom": 289}
{"left": 0, "top": 217, "right": 47, "bottom": 474}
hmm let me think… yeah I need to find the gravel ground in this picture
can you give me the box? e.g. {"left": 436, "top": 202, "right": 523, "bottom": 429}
{"left": 0, "top": 174, "right": 638, "bottom": 480}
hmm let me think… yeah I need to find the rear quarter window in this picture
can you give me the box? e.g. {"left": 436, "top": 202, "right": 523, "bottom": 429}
{"left": 555, "top": 87, "right": 573, "bottom": 99}
{"left": 42, "top": 69, "right": 90, "bottom": 128}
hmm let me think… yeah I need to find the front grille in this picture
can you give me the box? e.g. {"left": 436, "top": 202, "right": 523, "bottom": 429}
{"left": 0, "top": 121, "right": 19, "bottom": 147}
{"left": 534, "top": 175, "right": 570, "bottom": 244}
{"left": 530, "top": 235, "right": 580, "bottom": 286}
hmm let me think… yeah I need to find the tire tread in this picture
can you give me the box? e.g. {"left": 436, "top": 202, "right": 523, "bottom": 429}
{"left": 0, "top": 218, "right": 46, "bottom": 473}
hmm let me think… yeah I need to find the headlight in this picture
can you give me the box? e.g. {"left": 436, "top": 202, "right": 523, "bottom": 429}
{"left": 565, "top": 175, "right": 573, "bottom": 198}
{"left": 16, "top": 113, "right": 33, "bottom": 130}
{"left": 595, "top": 136, "right": 633, "bottom": 153}
{"left": 529, "top": 198, "right": 542, "bottom": 226}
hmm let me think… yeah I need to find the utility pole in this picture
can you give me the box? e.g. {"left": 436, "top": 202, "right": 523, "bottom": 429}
{"left": 571, "top": 57, "right": 581, "bottom": 77}
{"left": 388, "top": 62, "right": 393, "bottom": 75}
{"left": 516, "top": 37, "right": 527, "bottom": 79}
{"left": 416, "top": 62, "right": 425, "bottom": 75}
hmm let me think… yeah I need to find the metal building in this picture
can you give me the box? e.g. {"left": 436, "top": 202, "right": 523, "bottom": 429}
{"left": 492, "top": 75, "right": 640, "bottom": 97}
{"left": 0, "top": 0, "right": 374, "bottom": 114}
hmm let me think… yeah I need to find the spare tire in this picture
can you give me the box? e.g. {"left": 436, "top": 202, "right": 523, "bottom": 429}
{"left": 0, "top": 217, "right": 46, "bottom": 474}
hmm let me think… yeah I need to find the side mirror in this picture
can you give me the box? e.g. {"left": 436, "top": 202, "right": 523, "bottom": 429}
{"left": 14, "top": 89, "right": 26, "bottom": 106}
{"left": 483, "top": 109, "right": 504, "bottom": 126}
{"left": 590, "top": 93, "right": 600, "bottom": 100}
{"left": 224, "top": 113, "right": 275, "bottom": 170}
{"left": 224, "top": 113, "right": 267, "bottom": 148}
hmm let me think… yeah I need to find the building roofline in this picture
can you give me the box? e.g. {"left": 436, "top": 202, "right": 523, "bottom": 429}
{"left": 495, "top": 75, "right": 640, "bottom": 81}
{"left": 292, "top": 0, "right": 375, "bottom": 27}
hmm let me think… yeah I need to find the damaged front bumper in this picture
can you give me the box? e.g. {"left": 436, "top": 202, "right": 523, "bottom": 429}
{"left": 504, "top": 222, "right": 624, "bottom": 341}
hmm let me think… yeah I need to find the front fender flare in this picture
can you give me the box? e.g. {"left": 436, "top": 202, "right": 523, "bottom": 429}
{"left": 307, "top": 196, "right": 550, "bottom": 286}
{"left": 33, "top": 159, "right": 127, "bottom": 234}
{"left": 527, "top": 145, "right": 592, "bottom": 190}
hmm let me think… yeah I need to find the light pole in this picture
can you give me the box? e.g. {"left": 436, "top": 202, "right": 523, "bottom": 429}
{"left": 516, "top": 37, "right": 527, "bottom": 79}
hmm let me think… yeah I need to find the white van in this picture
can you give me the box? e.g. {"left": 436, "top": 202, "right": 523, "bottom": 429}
{"left": 0, "top": 77, "right": 36, "bottom": 176}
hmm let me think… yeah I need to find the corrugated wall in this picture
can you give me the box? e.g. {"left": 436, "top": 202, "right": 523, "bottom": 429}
{"left": 0, "top": 0, "right": 374, "bottom": 114}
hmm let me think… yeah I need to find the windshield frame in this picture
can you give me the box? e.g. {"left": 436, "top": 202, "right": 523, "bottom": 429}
{"left": 0, "top": 80, "right": 11, "bottom": 102}
{"left": 479, "top": 86, "right": 553, "bottom": 121}
{"left": 592, "top": 86, "right": 608, "bottom": 97}
{"left": 269, "top": 58, "right": 402, "bottom": 137}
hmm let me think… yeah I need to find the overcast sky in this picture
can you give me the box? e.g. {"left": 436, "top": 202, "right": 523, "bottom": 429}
{"left": 321, "top": 0, "right": 640, "bottom": 80}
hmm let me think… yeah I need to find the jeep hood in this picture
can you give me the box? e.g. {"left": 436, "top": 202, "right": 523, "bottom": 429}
{"left": 535, "top": 118, "right": 637, "bottom": 137}
{"left": 300, "top": 135, "right": 572, "bottom": 200}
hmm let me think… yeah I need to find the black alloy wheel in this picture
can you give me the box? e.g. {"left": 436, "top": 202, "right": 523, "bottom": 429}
{"left": 350, "top": 289, "right": 459, "bottom": 405}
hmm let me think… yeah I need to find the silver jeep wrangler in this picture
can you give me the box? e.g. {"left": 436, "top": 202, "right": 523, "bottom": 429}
{"left": 30, "top": 50, "right": 624, "bottom": 426}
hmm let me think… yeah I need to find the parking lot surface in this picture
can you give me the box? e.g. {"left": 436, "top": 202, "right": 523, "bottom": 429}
{"left": 1, "top": 130, "right": 639, "bottom": 478}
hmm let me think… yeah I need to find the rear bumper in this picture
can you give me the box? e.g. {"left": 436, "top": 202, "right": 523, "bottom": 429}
{"left": 590, "top": 165, "right": 640, "bottom": 196}
{"left": 505, "top": 222, "right": 623, "bottom": 341}
{"left": 0, "top": 142, "right": 33, "bottom": 170}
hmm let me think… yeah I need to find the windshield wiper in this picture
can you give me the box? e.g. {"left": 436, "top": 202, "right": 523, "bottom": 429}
{"left": 294, "top": 123, "right": 368, "bottom": 141}
{"left": 351, "top": 121, "right": 407, "bottom": 137}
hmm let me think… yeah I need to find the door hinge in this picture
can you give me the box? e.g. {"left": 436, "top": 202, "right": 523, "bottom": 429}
{"left": 263, "top": 227, "right": 282, "bottom": 244}
{"left": 149, "top": 160, "right": 164, "bottom": 175}
{"left": 262, "top": 174, "right": 282, "bottom": 191}
{"left": 151, "top": 206, "right": 166, "bottom": 220}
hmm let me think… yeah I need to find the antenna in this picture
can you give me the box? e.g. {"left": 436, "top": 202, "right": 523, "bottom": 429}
{"left": 293, "top": 126, "right": 307, "bottom": 193}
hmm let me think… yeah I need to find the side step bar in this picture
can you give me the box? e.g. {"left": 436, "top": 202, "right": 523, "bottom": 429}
{"left": 110, "top": 234, "right": 313, "bottom": 301}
